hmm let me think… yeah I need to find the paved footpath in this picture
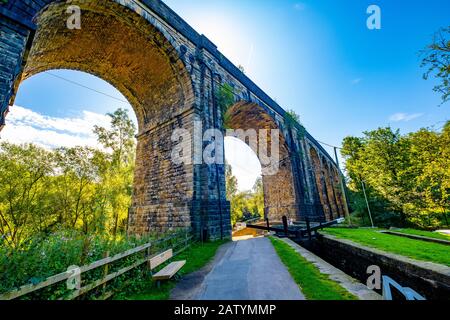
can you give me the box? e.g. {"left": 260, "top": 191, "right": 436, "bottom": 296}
{"left": 171, "top": 237, "right": 305, "bottom": 300}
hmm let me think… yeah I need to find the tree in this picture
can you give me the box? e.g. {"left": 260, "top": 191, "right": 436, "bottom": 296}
{"left": 225, "top": 164, "right": 241, "bottom": 226}
{"left": 226, "top": 164, "right": 264, "bottom": 226}
{"left": 421, "top": 27, "right": 450, "bottom": 105}
{"left": 407, "top": 123, "right": 450, "bottom": 227}
{"left": 94, "top": 108, "right": 136, "bottom": 168}
{"left": 0, "top": 108, "right": 138, "bottom": 248}
{"left": 342, "top": 124, "right": 450, "bottom": 229}
{"left": 52, "top": 147, "right": 102, "bottom": 233}
{"left": 249, "top": 178, "right": 264, "bottom": 219}
{"left": 94, "top": 109, "right": 136, "bottom": 236}
{"left": 225, "top": 163, "right": 238, "bottom": 201}
{"left": 342, "top": 130, "right": 406, "bottom": 227}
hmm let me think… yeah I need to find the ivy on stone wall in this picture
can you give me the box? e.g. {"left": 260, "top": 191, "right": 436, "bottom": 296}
{"left": 285, "top": 109, "right": 306, "bottom": 140}
{"left": 216, "top": 83, "right": 235, "bottom": 129}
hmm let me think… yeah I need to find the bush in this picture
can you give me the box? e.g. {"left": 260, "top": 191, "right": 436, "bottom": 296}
{"left": 405, "top": 211, "right": 450, "bottom": 230}
{"left": 0, "top": 229, "right": 160, "bottom": 299}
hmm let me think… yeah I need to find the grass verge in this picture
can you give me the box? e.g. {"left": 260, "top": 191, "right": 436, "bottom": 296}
{"left": 322, "top": 228, "right": 450, "bottom": 266}
{"left": 119, "top": 240, "right": 227, "bottom": 300}
{"left": 269, "top": 237, "right": 357, "bottom": 300}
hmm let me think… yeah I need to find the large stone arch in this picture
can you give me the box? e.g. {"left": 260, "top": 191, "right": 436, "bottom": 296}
{"left": 12, "top": 0, "right": 198, "bottom": 236}
{"left": 225, "top": 101, "right": 298, "bottom": 222}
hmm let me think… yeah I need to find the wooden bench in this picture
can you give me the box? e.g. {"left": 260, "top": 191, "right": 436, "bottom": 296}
{"left": 149, "top": 249, "right": 186, "bottom": 286}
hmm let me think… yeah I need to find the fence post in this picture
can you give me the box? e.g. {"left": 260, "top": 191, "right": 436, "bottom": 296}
{"left": 147, "top": 246, "right": 152, "bottom": 272}
{"left": 102, "top": 251, "right": 110, "bottom": 292}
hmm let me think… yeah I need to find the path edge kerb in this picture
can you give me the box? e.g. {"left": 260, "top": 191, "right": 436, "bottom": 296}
{"left": 379, "top": 231, "right": 450, "bottom": 246}
{"left": 279, "top": 238, "right": 382, "bottom": 300}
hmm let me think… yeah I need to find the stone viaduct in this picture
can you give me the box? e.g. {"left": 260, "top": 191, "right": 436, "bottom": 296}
{"left": 0, "top": 0, "right": 347, "bottom": 239}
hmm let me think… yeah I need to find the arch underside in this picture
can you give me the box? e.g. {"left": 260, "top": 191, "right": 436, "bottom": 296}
{"left": 22, "top": 0, "right": 194, "bottom": 133}
{"left": 226, "top": 102, "right": 298, "bottom": 222}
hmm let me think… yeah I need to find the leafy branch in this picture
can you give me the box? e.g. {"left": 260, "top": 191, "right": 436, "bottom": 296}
{"left": 421, "top": 26, "right": 450, "bottom": 105}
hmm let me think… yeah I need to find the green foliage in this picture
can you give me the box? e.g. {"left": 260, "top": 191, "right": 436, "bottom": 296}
{"left": 216, "top": 83, "right": 235, "bottom": 129}
{"left": 0, "top": 143, "right": 54, "bottom": 248}
{"left": 226, "top": 164, "right": 264, "bottom": 226}
{"left": 94, "top": 108, "right": 136, "bottom": 168}
{"left": 0, "top": 109, "right": 136, "bottom": 248}
{"left": 0, "top": 229, "right": 155, "bottom": 298}
{"left": 0, "top": 228, "right": 194, "bottom": 299}
{"left": 285, "top": 109, "right": 306, "bottom": 139}
{"left": 270, "top": 237, "right": 357, "bottom": 300}
{"left": 285, "top": 109, "right": 301, "bottom": 124}
{"left": 421, "top": 27, "right": 450, "bottom": 105}
{"left": 342, "top": 123, "right": 450, "bottom": 229}
{"left": 322, "top": 228, "right": 450, "bottom": 266}
{"left": 225, "top": 163, "right": 238, "bottom": 201}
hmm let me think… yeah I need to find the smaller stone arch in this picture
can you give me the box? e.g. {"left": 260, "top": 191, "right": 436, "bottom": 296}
{"left": 309, "top": 146, "right": 332, "bottom": 220}
{"left": 331, "top": 167, "right": 345, "bottom": 217}
{"left": 322, "top": 158, "right": 339, "bottom": 220}
{"left": 225, "top": 101, "right": 298, "bottom": 222}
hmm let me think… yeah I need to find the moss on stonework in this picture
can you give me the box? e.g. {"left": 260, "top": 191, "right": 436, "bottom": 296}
{"left": 216, "top": 83, "right": 235, "bottom": 129}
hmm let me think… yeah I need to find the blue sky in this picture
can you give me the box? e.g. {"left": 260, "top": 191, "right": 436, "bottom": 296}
{"left": 2, "top": 0, "right": 450, "bottom": 191}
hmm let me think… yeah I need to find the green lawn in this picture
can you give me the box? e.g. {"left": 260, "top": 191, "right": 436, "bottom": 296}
{"left": 120, "top": 240, "right": 227, "bottom": 300}
{"left": 394, "top": 228, "right": 450, "bottom": 241}
{"left": 322, "top": 228, "right": 450, "bottom": 266}
{"left": 269, "top": 237, "right": 357, "bottom": 300}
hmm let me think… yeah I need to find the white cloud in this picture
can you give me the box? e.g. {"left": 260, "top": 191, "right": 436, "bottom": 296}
{"left": 0, "top": 105, "right": 111, "bottom": 149}
{"left": 389, "top": 112, "right": 424, "bottom": 122}
{"left": 351, "top": 78, "right": 362, "bottom": 85}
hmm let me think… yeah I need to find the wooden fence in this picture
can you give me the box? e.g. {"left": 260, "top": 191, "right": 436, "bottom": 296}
{"left": 0, "top": 230, "right": 193, "bottom": 300}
